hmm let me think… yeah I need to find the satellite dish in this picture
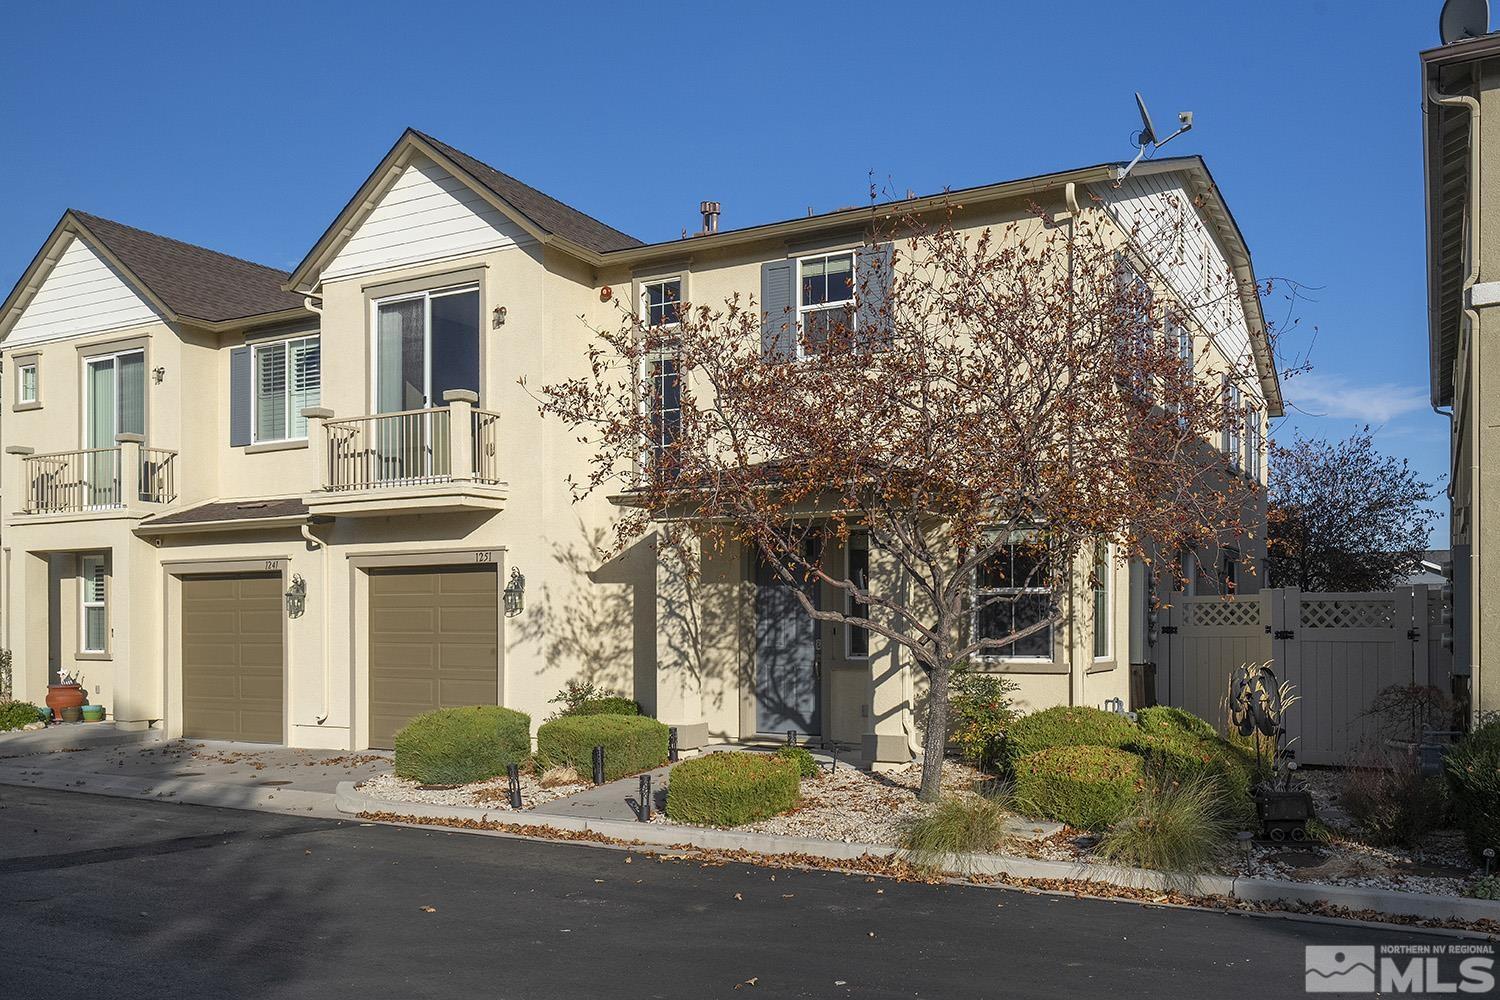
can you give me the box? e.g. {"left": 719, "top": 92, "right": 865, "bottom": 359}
{"left": 1134, "top": 92, "right": 1158, "bottom": 147}
{"left": 1441, "top": 0, "right": 1490, "bottom": 43}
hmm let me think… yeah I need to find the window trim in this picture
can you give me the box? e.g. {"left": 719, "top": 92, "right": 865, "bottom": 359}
{"left": 1093, "top": 541, "right": 1113, "bottom": 662}
{"left": 367, "top": 282, "right": 482, "bottom": 413}
{"left": 13, "top": 354, "right": 40, "bottom": 410}
{"left": 251, "top": 334, "right": 321, "bottom": 445}
{"left": 795, "top": 251, "right": 858, "bottom": 359}
{"left": 845, "top": 530, "right": 871, "bottom": 661}
{"left": 972, "top": 529, "right": 1054, "bottom": 663}
{"left": 78, "top": 552, "right": 109, "bottom": 656}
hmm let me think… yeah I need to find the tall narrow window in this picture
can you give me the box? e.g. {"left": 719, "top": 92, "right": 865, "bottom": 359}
{"left": 254, "top": 336, "right": 321, "bottom": 443}
{"left": 1093, "top": 541, "right": 1112, "bottom": 660}
{"left": 797, "top": 252, "right": 856, "bottom": 356}
{"left": 1175, "top": 318, "right": 1193, "bottom": 370}
{"left": 846, "top": 531, "right": 870, "bottom": 659}
{"left": 17, "top": 362, "right": 37, "bottom": 404}
{"left": 1221, "top": 546, "right": 1241, "bottom": 595}
{"left": 645, "top": 357, "right": 680, "bottom": 470}
{"left": 1222, "top": 378, "right": 1242, "bottom": 468}
{"left": 80, "top": 554, "right": 107, "bottom": 653}
{"left": 1244, "top": 406, "right": 1261, "bottom": 481}
{"left": 974, "top": 530, "right": 1052, "bottom": 660}
{"left": 643, "top": 279, "right": 681, "bottom": 329}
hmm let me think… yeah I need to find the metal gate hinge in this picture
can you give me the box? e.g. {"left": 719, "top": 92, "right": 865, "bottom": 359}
{"left": 1273, "top": 629, "right": 1295, "bottom": 640}
{"left": 1159, "top": 625, "right": 1178, "bottom": 635}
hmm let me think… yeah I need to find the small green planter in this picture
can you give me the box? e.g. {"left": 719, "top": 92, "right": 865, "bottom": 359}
{"left": 81, "top": 705, "right": 105, "bottom": 722}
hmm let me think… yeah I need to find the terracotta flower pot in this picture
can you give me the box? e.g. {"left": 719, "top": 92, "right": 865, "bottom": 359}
{"left": 46, "top": 683, "right": 85, "bottom": 722}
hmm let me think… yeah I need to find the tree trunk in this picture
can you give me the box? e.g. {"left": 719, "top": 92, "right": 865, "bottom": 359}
{"left": 917, "top": 660, "right": 952, "bottom": 802}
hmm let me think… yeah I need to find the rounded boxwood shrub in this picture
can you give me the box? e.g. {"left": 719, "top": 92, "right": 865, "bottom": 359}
{"left": 569, "top": 697, "right": 640, "bottom": 717}
{"left": 666, "top": 752, "right": 801, "bottom": 826}
{"left": 774, "top": 744, "right": 819, "bottom": 779}
{"left": 1126, "top": 730, "right": 1253, "bottom": 818}
{"left": 536, "top": 714, "right": 669, "bottom": 782}
{"left": 0, "top": 700, "right": 45, "bottom": 732}
{"left": 394, "top": 706, "right": 531, "bottom": 787}
{"left": 1447, "top": 719, "right": 1500, "bottom": 861}
{"left": 999, "top": 706, "right": 1140, "bottom": 774}
{"left": 1134, "top": 705, "right": 1217, "bottom": 741}
{"left": 1013, "top": 744, "right": 1144, "bottom": 831}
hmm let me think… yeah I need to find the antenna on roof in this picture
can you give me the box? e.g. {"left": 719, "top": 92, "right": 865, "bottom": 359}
{"left": 1440, "top": 0, "right": 1489, "bottom": 43}
{"left": 1115, "top": 92, "right": 1194, "bottom": 186}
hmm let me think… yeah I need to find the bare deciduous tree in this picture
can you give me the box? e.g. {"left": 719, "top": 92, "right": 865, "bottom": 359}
{"left": 530, "top": 199, "right": 1259, "bottom": 801}
{"left": 1267, "top": 428, "right": 1438, "bottom": 592}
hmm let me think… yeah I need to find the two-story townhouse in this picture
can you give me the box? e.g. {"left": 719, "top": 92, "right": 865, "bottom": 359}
{"left": 0, "top": 128, "right": 1280, "bottom": 767}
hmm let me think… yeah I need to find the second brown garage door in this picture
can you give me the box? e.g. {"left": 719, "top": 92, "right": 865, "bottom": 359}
{"left": 368, "top": 565, "right": 499, "bottom": 749}
{"left": 182, "top": 573, "right": 284, "bottom": 743}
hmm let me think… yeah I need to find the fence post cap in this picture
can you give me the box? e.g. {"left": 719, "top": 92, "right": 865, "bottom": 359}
{"left": 301, "top": 406, "right": 334, "bottom": 419}
{"left": 441, "top": 389, "right": 478, "bottom": 405}
{"left": 5, "top": 445, "right": 34, "bottom": 455}
{"left": 113, "top": 433, "right": 145, "bottom": 444}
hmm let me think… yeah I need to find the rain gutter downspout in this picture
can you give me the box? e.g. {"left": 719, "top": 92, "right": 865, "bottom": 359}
{"left": 301, "top": 522, "right": 330, "bottom": 725}
{"left": 1063, "top": 181, "right": 1085, "bottom": 708}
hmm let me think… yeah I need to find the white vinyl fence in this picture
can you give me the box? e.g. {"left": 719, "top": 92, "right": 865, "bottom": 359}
{"left": 1154, "top": 586, "right": 1449, "bottom": 766}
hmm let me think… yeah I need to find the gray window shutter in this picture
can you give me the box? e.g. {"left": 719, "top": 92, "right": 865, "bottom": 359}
{"left": 760, "top": 260, "right": 795, "bottom": 362}
{"left": 229, "top": 346, "right": 252, "bottom": 447}
{"left": 856, "top": 242, "right": 893, "bottom": 352}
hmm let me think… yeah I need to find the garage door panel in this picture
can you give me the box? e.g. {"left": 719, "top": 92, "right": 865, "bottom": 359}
{"left": 182, "top": 574, "right": 284, "bottom": 743}
{"left": 368, "top": 565, "right": 498, "bottom": 749}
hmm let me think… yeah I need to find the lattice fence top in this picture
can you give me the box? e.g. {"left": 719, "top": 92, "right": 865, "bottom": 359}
{"left": 1184, "top": 600, "right": 1261, "bottom": 628}
{"left": 1299, "top": 599, "right": 1395, "bottom": 630}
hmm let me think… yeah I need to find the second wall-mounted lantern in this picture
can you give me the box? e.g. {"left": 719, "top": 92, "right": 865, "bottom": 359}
{"left": 503, "top": 567, "right": 525, "bottom": 617}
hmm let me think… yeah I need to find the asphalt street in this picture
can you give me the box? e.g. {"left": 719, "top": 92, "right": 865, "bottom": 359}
{"left": 0, "top": 785, "right": 1473, "bottom": 999}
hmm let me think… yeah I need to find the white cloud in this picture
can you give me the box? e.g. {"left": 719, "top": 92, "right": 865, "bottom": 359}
{"left": 1284, "top": 372, "right": 1430, "bottom": 425}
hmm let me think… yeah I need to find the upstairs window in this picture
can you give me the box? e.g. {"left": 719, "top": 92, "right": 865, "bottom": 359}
{"left": 973, "top": 530, "right": 1053, "bottom": 660}
{"left": 1244, "top": 406, "right": 1261, "bottom": 480}
{"left": 644, "top": 356, "right": 681, "bottom": 471}
{"left": 253, "top": 336, "right": 321, "bottom": 443}
{"left": 1174, "top": 317, "right": 1193, "bottom": 371}
{"left": 1222, "top": 378, "right": 1243, "bottom": 469}
{"left": 643, "top": 279, "right": 682, "bottom": 329}
{"left": 797, "top": 252, "right": 855, "bottom": 356}
{"left": 17, "top": 361, "right": 38, "bottom": 405}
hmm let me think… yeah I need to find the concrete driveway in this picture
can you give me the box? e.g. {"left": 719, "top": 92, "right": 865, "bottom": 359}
{"left": 0, "top": 723, "right": 387, "bottom": 816}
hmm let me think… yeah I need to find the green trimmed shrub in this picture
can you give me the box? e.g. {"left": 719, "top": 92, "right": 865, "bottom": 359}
{"left": 1097, "top": 776, "right": 1231, "bottom": 874}
{"left": 774, "top": 745, "right": 819, "bottom": 779}
{"left": 0, "top": 700, "right": 45, "bottom": 732}
{"left": 569, "top": 697, "right": 641, "bottom": 717}
{"left": 999, "top": 706, "right": 1139, "bottom": 774}
{"left": 1134, "top": 705, "right": 1217, "bottom": 741}
{"left": 394, "top": 706, "right": 531, "bottom": 786}
{"left": 665, "top": 752, "right": 800, "bottom": 826}
{"left": 1013, "top": 744, "right": 1144, "bottom": 831}
{"left": 948, "top": 672, "right": 1019, "bottom": 771}
{"left": 1446, "top": 719, "right": 1500, "bottom": 861}
{"left": 536, "top": 714, "right": 669, "bottom": 782}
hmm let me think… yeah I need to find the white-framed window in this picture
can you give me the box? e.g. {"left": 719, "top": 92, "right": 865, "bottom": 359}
{"left": 80, "top": 553, "right": 107, "bottom": 653}
{"left": 17, "top": 361, "right": 38, "bottom": 404}
{"left": 1174, "top": 316, "right": 1193, "bottom": 371}
{"left": 642, "top": 278, "right": 682, "bottom": 329}
{"left": 845, "top": 531, "right": 870, "bottom": 659}
{"left": 83, "top": 348, "right": 146, "bottom": 446}
{"left": 643, "top": 355, "right": 681, "bottom": 471}
{"left": 973, "top": 529, "right": 1053, "bottom": 660}
{"left": 1244, "top": 406, "right": 1261, "bottom": 481}
{"left": 1092, "top": 541, "right": 1112, "bottom": 660}
{"left": 371, "top": 284, "right": 481, "bottom": 412}
{"left": 1222, "top": 378, "right": 1242, "bottom": 469}
{"left": 797, "top": 251, "right": 856, "bottom": 356}
{"left": 253, "top": 335, "right": 321, "bottom": 443}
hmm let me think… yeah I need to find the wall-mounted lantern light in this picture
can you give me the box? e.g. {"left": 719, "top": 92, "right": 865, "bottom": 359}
{"left": 152, "top": 366, "right": 166, "bottom": 384}
{"left": 503, "top": 567, "right": 525, "bottom": 617}
{"left": 492, "top": 305, "right": 507, "bottom": 329}
{"left": 285, "top": 574, "right": 307, "bottom": 619}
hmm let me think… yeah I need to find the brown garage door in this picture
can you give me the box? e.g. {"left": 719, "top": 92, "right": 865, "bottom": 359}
{"left": 182, "top": 573, "right": 284, "bottom": 743}
{"left": 368, "top": 565, "right": 498, "bottom": 749}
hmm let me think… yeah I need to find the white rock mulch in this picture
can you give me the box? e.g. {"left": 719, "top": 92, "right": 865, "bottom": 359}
{"left": 359, "top": 769, "right": 592, "bottom": 811}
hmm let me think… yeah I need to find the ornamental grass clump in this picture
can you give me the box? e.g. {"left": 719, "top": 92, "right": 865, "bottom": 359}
{"left": 1096, "top": 776, "right": 1232, "bottom": 875}
{"left": 666, "top": 752, "right": 801, "bottom": 826}
{"left": 897, "top": 793, "right": 1014, "bottom": 871}
{"left": 1013, "top": 744, "right": 1144, "bottom": 831}
{"left": 393, "top": 706, "right": 531, "bottom": 787}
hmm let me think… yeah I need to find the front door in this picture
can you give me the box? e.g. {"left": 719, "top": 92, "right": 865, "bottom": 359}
{"left": 754, "top": 542, "right": 822, "bottom": 737}
{"left": 373, "top": 286, "right": 481, "bottom": 482}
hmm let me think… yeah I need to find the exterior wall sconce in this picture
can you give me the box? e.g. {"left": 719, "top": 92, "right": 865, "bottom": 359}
{"left": 492, "top": 305, "right": 507, "bottom": 328}
{"left": 285, "top": 574, "right": 307, "bottom": 619}
{"left": 503, "top": 566, "right": 525, "bottom": 617}
{"left": 152, "top": 366, "right": 166, "bottom": 384}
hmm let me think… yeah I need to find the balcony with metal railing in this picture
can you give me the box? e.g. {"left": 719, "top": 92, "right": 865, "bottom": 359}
{"left": 302, "top": 390, "right": 506, "bottom": 516}
{"left": 10, "top": 435, "right": 178, "bottom": 516}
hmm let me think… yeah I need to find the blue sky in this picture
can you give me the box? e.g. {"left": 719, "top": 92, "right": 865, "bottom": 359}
{"left": 0, "top": 1, "right": 1448, "bottom": 539}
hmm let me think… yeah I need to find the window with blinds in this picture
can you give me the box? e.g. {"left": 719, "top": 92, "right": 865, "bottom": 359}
{"left": 80, "top": 553, "right": 107, "bottom": 653}
{"left": 254, "top": 336, "right": 320, "bottom": 443}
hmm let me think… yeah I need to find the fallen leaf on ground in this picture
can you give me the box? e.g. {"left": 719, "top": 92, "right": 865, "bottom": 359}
{"left": 734, "top": 892, "right": 743, "bottom": 901}
{"left": 419, "top": 906, "right": 436, "bottom": 913}
{"left": 734, "top": 977, "right": 759, "bottom": 990}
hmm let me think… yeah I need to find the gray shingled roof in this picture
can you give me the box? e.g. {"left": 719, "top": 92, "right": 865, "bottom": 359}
{"left": 72, "top": 211, "right": 305, "bottom": 323}
{"left": 143, "top": 497, "right": 309, "bottom": 526}
{"left": 413, "top": 131, "right": 644, "bottom": 253}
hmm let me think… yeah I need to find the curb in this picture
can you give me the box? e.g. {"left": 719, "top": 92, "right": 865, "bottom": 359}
{"left": 335, "top": 781, "right": 1500, "bottom": 925}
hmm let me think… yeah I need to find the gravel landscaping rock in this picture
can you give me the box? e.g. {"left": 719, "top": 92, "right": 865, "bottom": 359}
{"left": 359, "top": 769, "right": 591, "bottom": 811}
